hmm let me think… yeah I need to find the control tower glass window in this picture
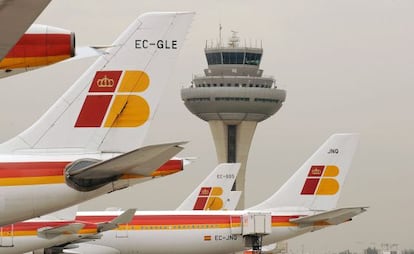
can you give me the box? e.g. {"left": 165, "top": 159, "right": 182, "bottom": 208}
{"left": 245, "top": 53, "right": 262, "bottom": 65}
{"left": 206, "top": 53, "right": 222, "bottom": 65}
{"left": 223, "top": 52, "right": 245, "bottom": 64}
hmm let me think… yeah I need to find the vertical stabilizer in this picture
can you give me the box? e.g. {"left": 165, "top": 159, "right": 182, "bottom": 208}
{"left": 177, "top": 163, "right": 240, "bottom": 211}
{"left": 0, "top": 12, "right": 194, "bottom": 154}
{"left": 249, "top": 133, "right": 359, "bottom": 211}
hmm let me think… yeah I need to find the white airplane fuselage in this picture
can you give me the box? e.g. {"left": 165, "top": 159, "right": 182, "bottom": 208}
{"left": 0, "top": 153, "right": 172, "bottom": 227}
{"left": 74, "top": 210, "right": 320, "bottom": 254}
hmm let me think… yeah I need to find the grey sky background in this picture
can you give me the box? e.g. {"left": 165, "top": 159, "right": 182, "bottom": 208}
{"left": 0, "top": 0, "right": 413, "bottom": 253}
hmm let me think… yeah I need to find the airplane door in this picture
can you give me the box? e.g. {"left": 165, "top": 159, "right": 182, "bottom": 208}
{"left": 229, "top": 216, "right": 242, "bottom": 235}
{"left": 116, "top": 223, "right": 129, "bottom": 238}
{"left": 0, "top": 224, "right": 14, "bottom": 247}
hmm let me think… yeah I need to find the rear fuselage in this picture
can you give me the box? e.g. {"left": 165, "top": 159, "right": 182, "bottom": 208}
{"left": 0, "top": 154, "right": 181, "bottom": 226}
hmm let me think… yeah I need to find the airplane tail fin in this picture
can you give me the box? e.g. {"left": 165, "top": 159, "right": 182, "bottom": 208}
{"left": 249, "top": 134, "right": 359, "bottom": 211}
{"left": 177, "top": 163, "right": 240, "bottom": 211}
{"left": 0, "top": 12, "right": 194, "bottom": 154}
{"left": 224, "top": 191, "right": 242, "bottom": 210}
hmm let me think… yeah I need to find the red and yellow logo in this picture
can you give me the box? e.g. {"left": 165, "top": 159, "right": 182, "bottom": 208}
{"left": 300, "top": 165, "right": 340, "bottom": 195}
{"left": 75, "top": 70, "right": 150, "bottom": 128}
{"left": 193, "top": 187, "right": 224, "bottom": 210}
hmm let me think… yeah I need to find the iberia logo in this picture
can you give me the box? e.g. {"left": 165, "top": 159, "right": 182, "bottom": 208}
{"left": 300, "top": 165, "right": 340, "bottom": 195}
{"left": 193, "top": 187, "right": 224, "bottom": 210}
{"left": 75, "top": 70, "right": 150, "bottom": 128}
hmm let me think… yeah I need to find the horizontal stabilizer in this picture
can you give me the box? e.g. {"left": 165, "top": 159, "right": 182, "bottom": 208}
{"left": 38, "top": 223, "right": 84, "bottom": 239}
{"left": 64, "top": 46, "right": 103, "bottom": 61}
{"left": 62, "top": 250, "right": 81, "bottom": 254}
{"left": 262, "top": 243, "right": 277, "bottom": 253}
{"left": 290, "top": 207, "right": 367, "bottom": 226}
{"left": 90, "top": 45, "right": 117, "bottom": 50}
{"left": 98, "top": 208, "right": 136, "bottom": 232}
{"left": 68, "top": 142, "right": 186, "bottom": 179}
{"left": 182, "top": 157, "right": 197, "bottom": 166}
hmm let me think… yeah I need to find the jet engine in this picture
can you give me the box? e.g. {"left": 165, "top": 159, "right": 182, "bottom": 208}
{"left": 1, "top": 24, "right": 75, "bottom": 76}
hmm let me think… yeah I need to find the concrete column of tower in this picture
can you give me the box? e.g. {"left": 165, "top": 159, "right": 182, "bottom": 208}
{"left": 208, "top": 120, "right": 257, "bottom": 209}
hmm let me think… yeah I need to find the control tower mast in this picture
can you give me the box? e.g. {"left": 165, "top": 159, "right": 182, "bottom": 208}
{"left": 181, "top": 32, "right": 286, "bottom": 209}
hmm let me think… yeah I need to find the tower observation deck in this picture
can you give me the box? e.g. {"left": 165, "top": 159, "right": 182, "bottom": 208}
{"left": 181, "top": 33, "right": 286, "bottom": 209}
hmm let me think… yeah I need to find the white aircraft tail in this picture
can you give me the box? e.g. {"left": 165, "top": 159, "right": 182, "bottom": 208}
{"left": 0, "top": 12, "right": 194, "bottom": 154}
{"left": 177, "top": 163, "right": 241, "bottom": 211}
{"left": 249, "top": 133, "right": 359, "bottom": 211}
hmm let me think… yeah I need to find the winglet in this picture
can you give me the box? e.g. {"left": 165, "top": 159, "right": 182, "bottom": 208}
{"left": 97, "top": 208, "right": 136, "bottom": 232}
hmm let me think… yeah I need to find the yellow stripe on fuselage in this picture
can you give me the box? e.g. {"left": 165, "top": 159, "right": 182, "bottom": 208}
{"left": 114, "top": 222, "right": 302, "bottom": 231}
{"left": 0, "top": 176, "right": 64, "bottom": 186}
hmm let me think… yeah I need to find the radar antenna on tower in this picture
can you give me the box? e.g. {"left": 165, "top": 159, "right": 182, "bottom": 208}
{"left": 219, "top": 23, "right": 222, "bottom": 47}
{"left": 228, "top": 30, "right": 239, "bottom": 47}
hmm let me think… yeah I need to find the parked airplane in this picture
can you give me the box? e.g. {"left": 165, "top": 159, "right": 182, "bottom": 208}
{"left": 0, "top": 12, "right": 194, "bottom": 227}
{"left": 0, "top": 0, "right": 52, "bottom": 64}
{"left": 0, "top": 163, "right": 240, "bottom": 253}
{"left": 49, "top": 133, "right": 366, "bottom": 254}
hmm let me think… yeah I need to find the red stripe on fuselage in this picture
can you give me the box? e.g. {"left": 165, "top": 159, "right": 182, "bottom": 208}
{"left": 0, "top": 160, "right": 181, "bottom": 179}
{"left": 272, "top": 215, "right": 300, "bottom": 222}
{"left": 0, "top": 162, "right": 69, "bottom": 178}
{"left": 76, "top": 214, "right": 302, "bottom": 226}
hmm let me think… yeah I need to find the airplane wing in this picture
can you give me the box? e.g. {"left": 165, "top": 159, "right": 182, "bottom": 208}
{"left": 97, "top": 208, "right": 136, "bottom": 232}
{"left": 38, "top": 223, "right": 85, "bottom": 239}
{"left": 290, "top": 207, "right": 367, "bottom": 226}
{"left": 39, "top": 210, "right": 136, "bottom": 253}
{"left": 0, "top": 0, "right": 52, "bottom": 61}
{"left": 67, "top": 142, "right": 186, "bottom": 179}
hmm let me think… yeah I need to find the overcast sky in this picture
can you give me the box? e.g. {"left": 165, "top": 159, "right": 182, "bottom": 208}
{"left": 1, "top": 0, "right": 413, "bottom": 253}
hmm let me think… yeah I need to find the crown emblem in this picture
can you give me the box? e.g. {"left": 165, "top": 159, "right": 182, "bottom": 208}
{"left": 311, "top": 168, "right": 322, "bottom": 175}
{"left": 97, "top": 75, "right": 115, "bottom": 88}
{"left": 200, "top": 188, "right": 210, "bottom": 196}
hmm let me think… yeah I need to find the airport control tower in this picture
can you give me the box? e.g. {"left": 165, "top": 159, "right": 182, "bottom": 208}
{"left": 181, "top": 32, "right": 286, "bottom": 209}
